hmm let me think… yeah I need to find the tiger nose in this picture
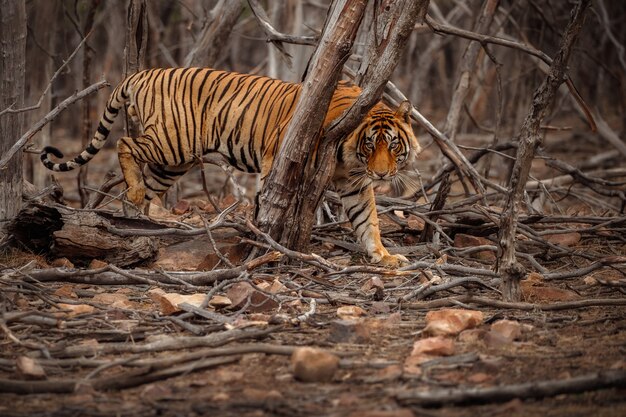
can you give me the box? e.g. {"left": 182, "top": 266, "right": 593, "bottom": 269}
{"left": 367, "top": 168, "right": 389, "bottom": 178}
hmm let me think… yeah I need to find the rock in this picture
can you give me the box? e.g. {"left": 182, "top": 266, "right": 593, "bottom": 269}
{"left": 148, "top": 288, "right": 207, "bottom": 315}
{"left": 208, "top": 295, "right": 232, "bottom": 308}
{"left": 458, "top": 328, "right": 488, "bottom": 344}
{"left": 291, "top": 347, "right": 340, "bottom": 382}
{"left": 365, "top": 364, "right": 403, "bottom": 383}
{"left": 453, "top": 233, "right": 496, "bottom": 261}
{"left": 370, "top": 301, "right": 391, "bottom": 315}
{"left": 16, "top": 356, "right": 46, "bottom": 380}
{"left": 197, "top": 241, "right": 249, "bottom": 270}
{"left": 225, "top": 282, "right": 278, "bottom": 313}
{"left": 337, "top": 305, "right": 367, "bottom": 319}
{"left": 50, "top": 257, "right": 74, "bottom": 268}
{"left": 154, "top": 235, "right": 247, "bottom": 271}
{"left": 490, "top": 319, "right": 523, "bottom": 342}
{"left": 92, "top": 292, "right": 135, "bottom": 310}
{"left": 406, "top": 214, "right": 425, "bottom": 231}
{"left": 521, "top": 283, "right": 580, "bottom": 302}
{"left": 242, "top": 388, "right": 283, "bottom": 402}
{"left": 55, "top": 303, "right": 95, "bottom": 317}
{"left": 88, "top": 259, "right": 108, "bottom": 269}
{"left": 544, "top": 232, "right": 581, "bottom": 247}
{"left": 410, "top": 336, "right": 455, "bottom": 356}
{"left": 53, "top": 284, "right": 77, "bottom": 298}
{"left": 424, "top": 308, "right": 484, "bottom": 336}
{"left": 172, "top": 199, "right": 191, "bottom": 215}
{"left": 328, "top": 319, "right": 371, "bottom": 344}
{"left": 361, "top": 277, "right": 385, "bottom": 300}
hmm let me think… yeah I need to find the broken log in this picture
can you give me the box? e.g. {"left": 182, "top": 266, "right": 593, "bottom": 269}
{"left": 9, "top": 203, "right": 158, "bottom": 267}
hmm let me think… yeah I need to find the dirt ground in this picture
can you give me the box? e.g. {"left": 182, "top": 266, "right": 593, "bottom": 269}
{"left": 2, "top": 126, "right": 625, "bottom": 416}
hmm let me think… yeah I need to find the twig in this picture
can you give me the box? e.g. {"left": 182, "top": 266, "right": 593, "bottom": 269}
{"left": 0, "top": 79, "right": 109, "bottom": 170}
{"left": 0, "top": 32, "right": 92, "bottom": 117}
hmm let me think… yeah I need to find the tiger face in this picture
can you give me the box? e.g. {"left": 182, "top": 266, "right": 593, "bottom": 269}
{"left": 342, "top": 101, "right": 420, "bottom": 189}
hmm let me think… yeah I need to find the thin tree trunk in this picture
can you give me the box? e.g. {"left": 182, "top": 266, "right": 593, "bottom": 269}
{"left": 496, "top": 0, "right": 592, "bottom": 301}
{"left": 123, "top": 0, "right": 148, "bottom": 139}
{"left": 0, "top": 0, "right": 26, "bottom": 232}
{"left": 78, "top": 0, "right": 101, "bottom": 207}
{"left": 442, "top": 0, "right": 499, "bottom": 142}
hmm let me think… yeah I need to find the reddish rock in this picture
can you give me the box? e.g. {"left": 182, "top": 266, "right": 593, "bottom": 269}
{"left": 490, "top": 319, "right": 523, "bottom": 342}
{"left": 226, "top": 282, "right": 278, "bottom": 313}
{"left": 172, "top": 199, "right": 191, "bottom": 215}
{"left": 544, "top": 232, "right": 581, "bottom": 247}
{"left": 291, "top": 347, "right": 340, "bottom": 382}
{"left": 410, "top": 336, "right": 455, "bottom": 356}
{"left": 453, "top": 233, "right": 496, "bottom": 261}
{"left": 424, "top": 308, "right": 484, "bottom": 336}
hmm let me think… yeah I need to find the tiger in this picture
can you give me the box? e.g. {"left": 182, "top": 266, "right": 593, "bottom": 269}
{"left": 41, "top": 68, "right": 420, "bottom": 267}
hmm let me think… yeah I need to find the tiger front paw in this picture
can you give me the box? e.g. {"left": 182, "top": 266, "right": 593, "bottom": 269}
{"left": 371, "top": 253, "right": 409, "bottom": 268}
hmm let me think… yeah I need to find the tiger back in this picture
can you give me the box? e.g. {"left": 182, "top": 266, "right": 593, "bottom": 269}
{"left": 41, "top": 68, "right": 420, "bottom": 267}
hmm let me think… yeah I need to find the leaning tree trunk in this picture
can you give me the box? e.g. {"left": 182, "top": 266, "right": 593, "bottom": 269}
{"left": 0, "top": 0, "right": 26, "bottom": 234}
{"left": 496, "top": 0, "right": 591, "bottom": 301}
{"left": 256, "top": 0, "right": 368, "bottom": 250}
{"left": 256, "top": 0, "right": 428, "bottom": 253}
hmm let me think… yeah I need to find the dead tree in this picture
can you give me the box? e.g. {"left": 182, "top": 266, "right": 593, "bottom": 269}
{"left": 256, "top": 0, "right": 428, "bottom": 253}
{"left": 496, "top": 0, "right": 592, "bottom": 301}
{"left": 0, "top": 0, "right": 26, "bottom": 233}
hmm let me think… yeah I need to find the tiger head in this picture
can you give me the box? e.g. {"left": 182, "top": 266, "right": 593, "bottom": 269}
{"left": 342, "top": 101, "right": 420, "bottom": 190}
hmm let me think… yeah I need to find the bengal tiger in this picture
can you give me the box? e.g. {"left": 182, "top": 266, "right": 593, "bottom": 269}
{"left": 41, "top": 68, "right": 420, "bottom": 267}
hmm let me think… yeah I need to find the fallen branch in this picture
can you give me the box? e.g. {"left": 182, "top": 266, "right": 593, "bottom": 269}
{"left": 405, "top": 295, "right": 626, "bottom": 311}
{"left": 395, "top": 369, "right": 626, "bottom": 406}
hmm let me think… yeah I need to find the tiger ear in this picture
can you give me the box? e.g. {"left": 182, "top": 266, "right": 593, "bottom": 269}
{"left": 395, "top": 100, "right": 412, "bottom": 123}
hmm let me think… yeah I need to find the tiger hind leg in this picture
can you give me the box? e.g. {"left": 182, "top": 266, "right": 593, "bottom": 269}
{"left": 143, "top": 162, "right": 195, "bottom": 209}
{"left": 117, "top": 138, "right": 146, "bottom": 214}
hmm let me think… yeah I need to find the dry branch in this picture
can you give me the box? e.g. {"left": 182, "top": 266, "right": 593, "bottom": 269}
{"left": 0, "top": 80, "right": 109, "bottom": 171}
{"left": 396, "top": 369, "right": 626, "bottom": 406}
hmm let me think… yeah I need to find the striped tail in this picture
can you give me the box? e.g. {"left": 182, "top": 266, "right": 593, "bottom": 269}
{"left": 40, "top": 81, "right": 130, "bottom": 172}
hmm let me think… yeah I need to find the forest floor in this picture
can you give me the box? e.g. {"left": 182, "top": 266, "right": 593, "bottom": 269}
{"left": 1, "top": 130, "right": 625, "bottom": 416}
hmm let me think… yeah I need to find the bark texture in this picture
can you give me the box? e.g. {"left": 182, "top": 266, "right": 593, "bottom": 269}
{"left": 0, "top": 0, "right": 26, "bottom": 230}
{"left": 496, "top": 0, "right": 592, "bottom": 301}
{"left": 256, "top": 0, "right": 368, "bottom": 250}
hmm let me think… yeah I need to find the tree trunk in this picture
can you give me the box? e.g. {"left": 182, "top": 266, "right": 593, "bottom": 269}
{"left": 123, "top": 0, "right": 148, "bottom": 139}
{"left": 496, "top": 0, "right": 591, "bottom": 301}
{"left": 255, "top": 0, "right": 368, "bottom": 250}
{"left": 0, "top": 0, "right": 26, "bottom": 233}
